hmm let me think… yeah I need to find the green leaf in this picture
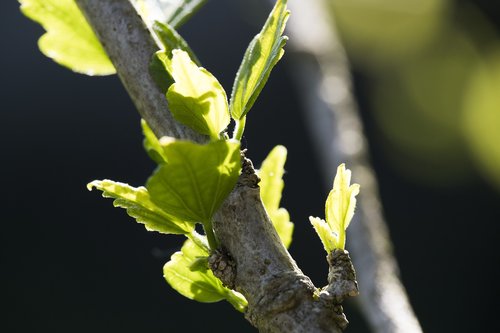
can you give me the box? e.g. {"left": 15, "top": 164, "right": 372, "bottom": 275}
{"left": 325, "top": 164, "right": 360, "bottom": 249}
{"left": 150, "top": 21, "right": 202, "bottom": 93}
{"left": 147, "top": 139, "right": 241, "bottom": 224}
{"left": 160, "top": 0, "right": 207, "bottom": 29}
{"left": 258, "top": 145, "right": 293, "bottom": 248}
{"left": 87, "top": 180, "right": 193, "bottom": 235}
{"left": 132, "top": 0, "right": 207, "bottom": 30}
{"left": 164, "top": 237, "right": 247, "bottom": 311}
{"left": 229, "top": 0, "right": 289, "bottom": 120}
{"left": 153, "top": 21, "right": 201, "bottom": 66}
{"left": 141, "top": 119, "right": 168, "bottom": 164}
{"left": 19, "top": 0, "right": 115, "bottom": 75}
{"left": 166, "top": 50, "right": 230, "bottom": 140}
{"left": 309, "top": 216, "right": 336, "bottom": 253}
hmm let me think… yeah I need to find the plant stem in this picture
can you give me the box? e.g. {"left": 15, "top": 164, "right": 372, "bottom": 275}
{"left": 233, "top": 116, "right": 246, "bottom": 141}
{"left": 203, "top": 221, "right": 219, "bottom": 250}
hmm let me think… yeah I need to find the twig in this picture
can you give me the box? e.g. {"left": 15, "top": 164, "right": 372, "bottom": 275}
{"left": 283, "top": 0, "right": 423, "bottom": 332}
{"left": 75, "top": 1, "right": 357, "bottom": 332}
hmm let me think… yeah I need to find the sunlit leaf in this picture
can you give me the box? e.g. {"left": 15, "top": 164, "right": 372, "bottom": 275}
{"left": 166, "top": 50, "right": 230, "bottom": 140}
{"left": 141, "top": 119, "right": 168, "bottom": 164}
{"left": 258, "top": 145, "right": 293, "bottom": 248}
{"left": 147, "top": 139, "right": 241, "bottom": 224}
{"left": 19, "top": 0, "right": 115, "bottom": 75}
{"left": 87, "top": 180, "right": 193, "bottom": 235}
{"left": 325, "top": 164, "right": 360, "bottom": 249}
{"left": 309, "top": 216, "right": 336, "bottom": 253}
{"left": 230, "top": 0, "right": 289, "bottom": 120}
{"left": 164, "top": 237, "right": 247, "bottom": 311}
{"left": 160, "top": 0, "right": 207, "bottom": 29}
{"left": 150, "top": 21, "right": 201, "bottom": 93}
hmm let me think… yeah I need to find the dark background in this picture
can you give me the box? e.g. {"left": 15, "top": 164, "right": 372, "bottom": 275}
{"left": 2, "top": 0, "right": 498, "bottom": 332}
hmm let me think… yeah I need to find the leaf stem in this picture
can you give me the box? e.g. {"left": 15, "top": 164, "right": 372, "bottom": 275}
{"left": 203, "top": 221, "right": 219, "bottom": 250}
{"left": 233, "top": 116, "right": 247, "bottom": 141}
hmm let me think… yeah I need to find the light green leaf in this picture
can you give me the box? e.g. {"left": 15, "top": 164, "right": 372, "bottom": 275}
{"left": 229, "top": 0, "right": 289, "bottom": 120}
{"left": 325, "top": 164, "right": 360, "bottom": 249}
{"left": 150, "top": 21, "right": 201, "bottom": 93}
{"left": 153, "top": 21, "right": 201, "bottom": 67}
{"left": 258, "top": 145, "right": 293, "bottom": 248}
{"left": 166, "top": 50, "right": 230, "bottom": 140}
{"left": 19, "top": 0, "right": 115, "bottom": 75}
{"left": 160, "top": 0, "right": 207, "bottom": 29}
{"left": 269, "top": 208, "right": 293, "bottom": 249}
{"left": 164, "top": 237, "right": 247, "bottom": 311}
{"left": 309, "top": 216, "right": 337, "bottom": 253}
{"left": 141, "top": 119, "right": 168, "bottom": 164}
{"left": 147, "top": 139, "right": 241, "bottom": 224}
{"left": 87, "top": 180, "right": 193, "bottom": 235}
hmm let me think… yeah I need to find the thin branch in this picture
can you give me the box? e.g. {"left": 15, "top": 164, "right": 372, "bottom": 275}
{"left": 75, "top": 1, "right": 356, "bottom": 332}
{"left": 283, "top": 0, "right": 423, "bottom": 332}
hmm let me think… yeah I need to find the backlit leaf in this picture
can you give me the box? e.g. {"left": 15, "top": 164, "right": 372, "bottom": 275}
{"left": 19, "top": 0, "right": 115, "bottom": 75}
{"left": 147, "top": 139, "right": 241, "bottom": 224}
{"left": 166, "top": 50, "right": 230, "bottom": 140}
{"left": 87, "top": 180, "right": 193, "bottom": 235}
{"left": 258, "top": 145, "right": 293, "bottom": 248}
{"left": 309, "top": 216, "right": 336, "bottom": 253}
{"left": 141, "top": 119, "right": 168, "bottom": 164}
{"left": 325, "top": 164, "right": 360, "bottom": 249}
{"left": 229, "top": 0, "right": 289, "bottom": 120}
{"left": 164, "top": 237, "right": 247, "bottom": 311}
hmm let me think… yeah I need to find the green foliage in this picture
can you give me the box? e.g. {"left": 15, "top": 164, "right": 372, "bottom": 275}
{"left": 19, "top": 0, "right": 115, "bottom": 75}
{"left": 150, "top": 21, "right": 201, "bottom": 92}
{"left": 87, "top": 180, "right": 193, "bottom": 235}
{"left": 164, "top": 236, "right": 247, "bottom": 312}
{"left": 141, "top": 120, "right": 168, "bottom": 164}
{"left": 147, "top": 138, "right": 241, "bottom": 225}
{"left": 229, "top": 0, "right": 289, "bottom": 123}
{"left": 258, "top": 146, "right": 294, "bottom": 248}
{"left": 161, "top": 0, "right": 207, "bottom": 29}
{"left": 310, "top": 164, "right": 360, "bottom": 251}
{"left": 165, "top": 50, "right": 230, "bottom": 140}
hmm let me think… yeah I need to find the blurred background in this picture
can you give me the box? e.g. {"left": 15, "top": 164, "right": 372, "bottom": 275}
{"left": 1, "top": 0, "right": 498, "bottom": 332}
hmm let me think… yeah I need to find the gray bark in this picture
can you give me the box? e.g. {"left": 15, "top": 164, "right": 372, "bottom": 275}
{"left": 283, "top": 0, "right": 423, "bottom": 332}
{"left": 75, "top": 0, "right": 357, "bottom": 332}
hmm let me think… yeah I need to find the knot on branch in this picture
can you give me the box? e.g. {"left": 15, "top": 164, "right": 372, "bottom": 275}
{"left": 208, "top": 248, "right": 236, "bottom": 289}
{"left": 321, "top": 249, "right": 359, "bottom": 304}
{"left": 238, "top": 150, "right": 260, "bottom": 188}
{"left": 246, "top": 272, "right": 313, "bottom": 327}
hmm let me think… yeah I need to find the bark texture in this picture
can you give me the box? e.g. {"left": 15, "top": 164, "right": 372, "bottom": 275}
{"left": 283, "top": 0, "right": 424, "bottom": 332}
{"left": 75, "top": 1, "right": 357, "bottom": 332}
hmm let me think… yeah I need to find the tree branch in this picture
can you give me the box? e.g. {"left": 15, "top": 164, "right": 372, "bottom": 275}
{"left": 283, "top": 0, "right": 423, "bottom": 332}
{"left": 75, "top": 0, "right": 356, "bottom": 332}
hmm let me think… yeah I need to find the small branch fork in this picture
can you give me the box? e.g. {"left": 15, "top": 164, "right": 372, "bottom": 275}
{"left": 75, "top": 0, "right": 358, "bottom": 332}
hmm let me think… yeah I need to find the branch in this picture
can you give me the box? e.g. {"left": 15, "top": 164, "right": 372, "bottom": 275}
{"left": 75, "top": 1, "right": 356, "bottom": 332}
{"left": 283, "top": 0, "right": 423, "bottom": 332}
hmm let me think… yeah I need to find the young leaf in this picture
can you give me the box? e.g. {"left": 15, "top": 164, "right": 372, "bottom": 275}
{"left": 147, "top": 139, "right": 241, "bottom": 224}
{"left": 164, "top": 238, "right": 247, "bottom": 311}
{"left": 258, "top": 145, "right": 294, "bottom": 248}
{"left": 229, "top": 0, "right": 289, "bottom": 120}
{"left": 160, "top": 0, "right": 207, "bottom": 29}
{"left": 166, "top": 50, "right": 230, "bottom": 140}
{"left": 141, "top": 119, "right": 168, "bottom": 164}
{"left": 309, "top": 216, "right": 336, "bottom": 253}
{"left": 150, "top": 22, "right": 202, "bottom": 93}
{"left": 325, "top": 164, "right": 360, "bottom": 250}
{"left": 19, "top": 0, "right": 115, "bottom": 75}
{"left": 153, "top": 21, "right": 201, "bottom": 66}
{"left": 87, "top": 180, "right": 193, "bottom": 235}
